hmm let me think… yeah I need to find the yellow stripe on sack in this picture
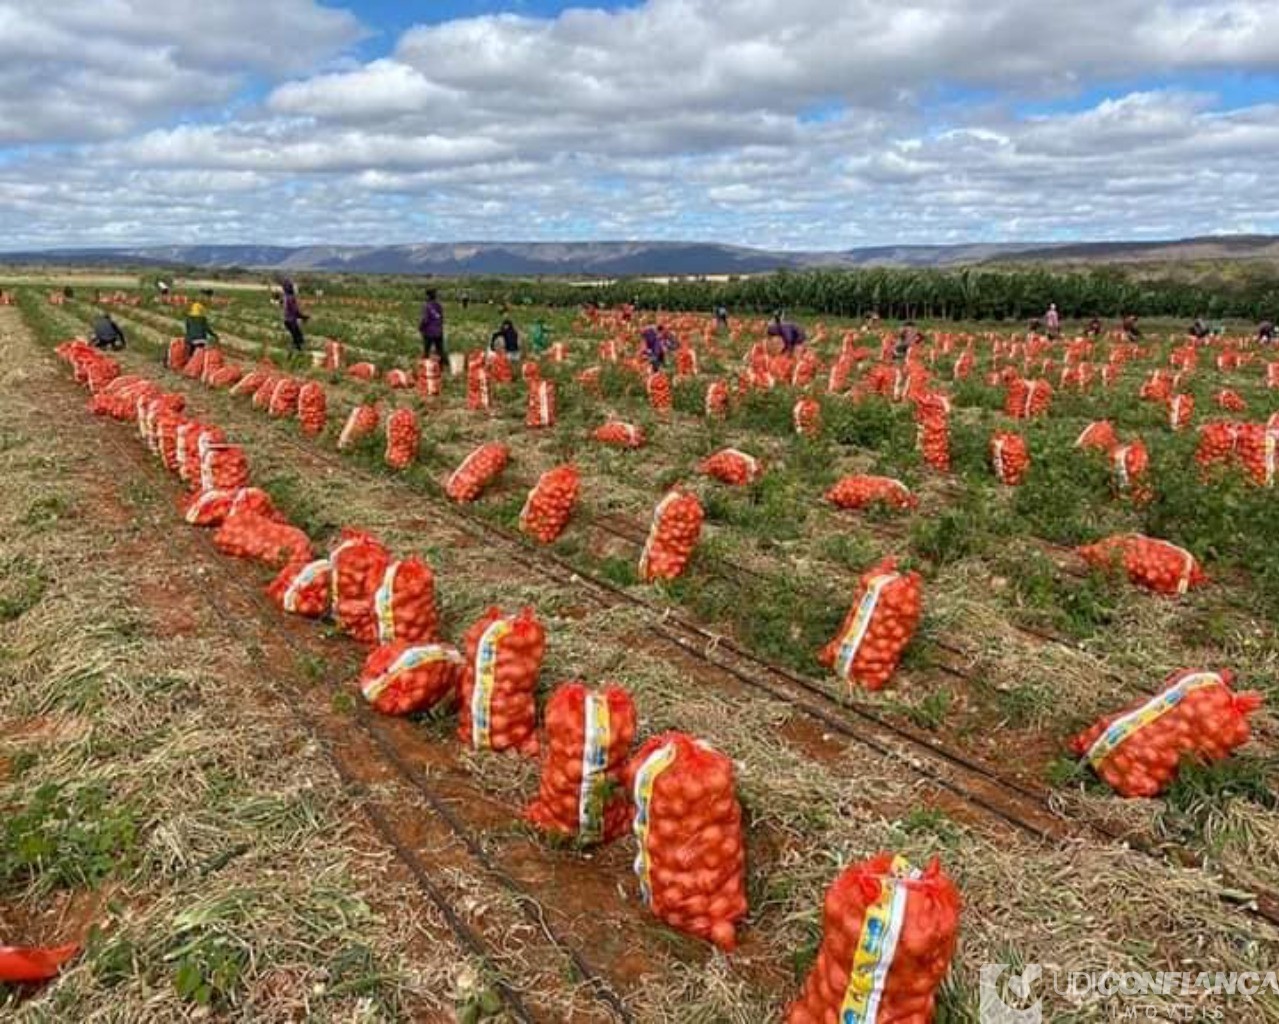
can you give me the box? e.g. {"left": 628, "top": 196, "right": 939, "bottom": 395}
{"left": 1085, "top": 671, "right": 1221, "bottom": 768}
{"left": 374, "top": 562, "right": 400, "bottom": 643}
{"left": 631, "top": 742, "right": 676, "bottom": 906}
{"left": 840, "top": 855, "right": 918, "bottom": 1024}
{"left": 362, "top": 644, "right": 462, "bottom": 703}
{"left": 470, "top": 618, "right": 513, "bottom": 749}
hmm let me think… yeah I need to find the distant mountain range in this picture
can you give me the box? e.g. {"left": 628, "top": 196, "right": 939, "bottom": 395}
{"left": 3, "top": 236, "right": 1277, "bottom": 276}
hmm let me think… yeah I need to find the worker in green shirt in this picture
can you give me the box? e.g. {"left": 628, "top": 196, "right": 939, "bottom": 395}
{"left": 530, "top": 320, "right": 551, "bottom": 353}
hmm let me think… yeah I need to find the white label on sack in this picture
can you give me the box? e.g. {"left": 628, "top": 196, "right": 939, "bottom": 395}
{"left": 374, "top": 561, "right": 400, "bottom": 643}
{"left": 337, "top": 408, "right": 363, "bottom": 450}
{"left": 185, "top": 488, "right": 231, "bottom": 524}
{"left": 362, "top": 644, "right": 462, "bottom": 704}
{"left": 538, "top": 381, "right": 552, "bottom": 425}
{"left": 447, "top": 447, "right": 488, "bottom": 494}
{"left": 1265, "top": 429, "right": 1276, "bottom": 488}
{"left": 176, "top": 423, "right": 193, "bottom": 479}
{"left": 199, "top": 441, "right": 233, "bottom": 494}
{"left": 1084, "top": 671, "right": 1221, "bottom": 768}
{"left": 638, "top": 491, "right": 681, "bottom": 578}
{"left": 835, "top": 573, "right": 898, "bottom": 684}
{"left": 578, "top": 693, "right": 612, "bottom": 843}
{"left": 839, "top": 856, "right": 921, "bottom": 1024}
{"left": 992, "top": 438, "right": 1006, "bottom": 483}
{"left": 1113, "top": 446, "right": 1131, "bottom": 491}
{"left": 284, "top": 559, "right": 331, "bottom": 614}
{"left": 328, "top": 539, "right": 358, "bottom": 609}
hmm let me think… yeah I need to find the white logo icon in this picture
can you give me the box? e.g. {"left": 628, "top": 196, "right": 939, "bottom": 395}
{"left": 980, "top": 963, "right": 1043, "bottom": 1024}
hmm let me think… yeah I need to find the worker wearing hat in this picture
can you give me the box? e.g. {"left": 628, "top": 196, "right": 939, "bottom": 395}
{"left": 183, "top": 291, "right": 219, "bottom": 361}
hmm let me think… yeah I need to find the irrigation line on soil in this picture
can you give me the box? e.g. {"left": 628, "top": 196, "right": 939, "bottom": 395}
{"left": 59, "top": 377, "right": 632, "bottom": 1024}
{"left": 55, "top": 300, "right": 1279, "bottom": 929}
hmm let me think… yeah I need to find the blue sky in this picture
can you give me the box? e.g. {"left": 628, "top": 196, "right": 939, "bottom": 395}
{"left": 1, "top": 0, "right": 1277, "bottom": 250}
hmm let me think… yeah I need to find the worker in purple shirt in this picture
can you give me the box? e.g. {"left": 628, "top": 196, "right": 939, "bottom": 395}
{"left": 767, "top": 314, "right": 806, "bottom": 354}
{"left": 419, "top": 288, "right": 446, "bottom": 363}
{"left": 281, "top": 279, "right": 308, "bottom": 351}
{"left": 639, "top": 323, "right": 670, "bottom": 370}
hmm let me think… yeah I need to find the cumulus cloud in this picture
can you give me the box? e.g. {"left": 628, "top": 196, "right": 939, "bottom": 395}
{"left": 1, "top": 0, "right": 1278, "bottom": 248}
{"left": 0, "top": 0, "right": 364, "bottom": 144}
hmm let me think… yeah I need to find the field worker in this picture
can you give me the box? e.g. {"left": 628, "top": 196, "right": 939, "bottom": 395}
{"left": 183, "top": 297, "right": 219, "bottom": 359}
{"left": 642, "top": 324, "right": 673, "bottom": 370}
{"left": 281, "top": 279, "right": 308, "bottom": 351}
{"left": 715, "top": 304, "right": 729, "bottom": 330}
{"left": 489, "top": 318, "right": 521, "bottom": 362}
{"left": 894, "top": 321, "right": 922, "bottom": 361}
{"left": 1121, "top": 314, "right": 1142, "bottom": 341}
{"left": 90, "top": 309, "right": 126, "bottom": 350}
{"left": 1189, "top": 316, "right": 1209, "bottom": 340}
{"left": 419, "top": 288, "right": 446, "bottom": 363}
{"left": 1084, "top": 317, "right": 1103, "bottom": 338}
{"left": 530, "top": 319, "right": 551, "bottom": 353}
{"left": 767, "top": 316, "right": 807, "bottom": 354}
{"left": 1045, "top": 303, "right": 1060, "bottom": 338}
{"left": 1257, "top": 320, "right": 1274, "bottom": 343}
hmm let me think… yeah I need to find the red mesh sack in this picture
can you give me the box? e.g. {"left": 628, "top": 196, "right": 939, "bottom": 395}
{"left": 1004, "top": 377, "right": 1053, "bottom": 419}
{"left": 330, "top": 530, "right": 391, "bottom": 643}
{"left": 417, "top": 357, "right": 443, "bottom": 399}
{"left": 267, "top": 558, "right": 332, "bottom": 618}
{"left": 298, "top": 382, "right": 327, "bottom": 437}
{"left": 1195, "top": 422, "right": 1240, "bottom": 471}
{"left": 323, "top": 340, "right": 344, "bottom": 370}
{"left": 251, "top": 374, "right": 278, "bottom": 409}
{"left": 705, "top": 379, "right": 729, "bottom": 418}
{"left": 386, "top": 368, "right": 413, "bottom": 389}
{"left": 466, "top": 361, "right": 492, "bottom": 412}
{"left": 347, "top": 362, "right": 378, "bottom": 381}
{"left": 638, "top": 490, "right": 704, "bottom": 582}
{"left": 990, "top": 431, "right": 1030, "bottom": 486}
{"left": 1076, "top": 420, "right": 1118, "bottom": 451}
{"left": 1216, "top": 389, "right": 1247, "bottom": 413}
{"left": 700, "top": 448, "right": 762, "bottom": 486}
{"left": 819, "top": 557, "right": 923, "bottom": 691}
{"left": 793, "top": 397, "right": 821, "bottom": 437}
{"left": 385, "top": 407, "right": 420, "bottom": 471}
{"left": 230, "top": 368, "right": 268, "bottom": 398}
{"left": 647, "top": 371, "right": 672, "bottom": 413}
{"left": 625, "top": 733, "right": 747, "bottom": 951}
{"left": 372, "top": 557, "right": 440, "bottom": 645}
{"left": 1077, "top": 534, "right": 1207, "bottom": 595}
{"left": 786, "top": 855, "right": 960, "bottom": 1024}
{"left": 524, "top": 683, "right": 637, "bottom": 844}
{"left": 489, "top": 351, "right": 514, "bottom": 384}
{"left": 183, "top": 348, "right": 207, "bottom": 381}
{"left": 523, "top": 360, "right": 542, "bottom": 385}
{"left": 458, "top": 607, "right": 546, "bottom": 755}
{"left": 198, "top": 441, "right": 250, "bottom": 493}
{"left": 268, "top": 377, "right": 301, "bottom": 418}
{"left": 338, "top": 403, "right": 380, "bottom": 450}
{"left": 177, "top": 424, "right": 222, "bottom": 485}
{"left": 199, "top": 348, "right": 225, "bottom": 385}
{"left": 1140, "top": 370, "right": 1173, "bottom": 403}
{"left": 519, "top": 465, "right": 581, "bottom": 544}
{"left": 183, "top": 486, "right": 279, "bottom": 527}
{"left": 1111, "top": 440, "right": 1151, "bottom": 502}
{"left": 1266, "top": 362, "right": 1279, "bottom": 389}
{"left": 213, "top": 513, "right": 312, "bottom": 567}
{"left": 446, "top": 443, "right": 509, "bottom": 502}
{"left": 675, "top": 347, "right": 699, "bottom": 378}
{"left": 166, "top": 338, "right": 188, "bottom": 370}
{"left": 1237, "top": 423, "right": 1277, "bottom": 487}
{"left": 155, "top": 411, "right": 185, "bottom": 472}
{"left": 1069, "top": 669, "right": 1263, "bottom": 797}
{"left": 209, "top": 365, "right": 242, "bottom": 390}
{"left": 549, "top": 341, "right": 567, "bottom": 363}
{"left": 1166, "top": 393, "right": 1194, "bottom": 431}
{"left": 526, "top": 380, "right": 557, "bottom": 428}
{"left": 359, "top": 642, "right": 464, "bottom": 716}
{"left": 914, "top": 395, "right": 951, "bottom": 472}
{"left": 594, "top": 421, "right": 646, "bottom": 449}
{"left": 825, "top": 476, "right": 917, "bottom": 511}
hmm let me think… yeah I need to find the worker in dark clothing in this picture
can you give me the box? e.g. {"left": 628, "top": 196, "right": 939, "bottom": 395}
{"left": 1121, "top": 314, "right": 1142, "bottom": 341}
{"left": 90, "top": 311, "right": 126, "bottom": 350}
{"left": 1257, "top": 320, "right": 1275, "bottom": 343}
{"left": 489, "top": 318, "right": 521, "bottom": 362}
{"left": 894, "top": 322, "right": 922, "bottom": 361}
{"left": 714, "top": 305, "right": 729, "bottom": 330}
{"left": 1084, "top": 317, "right": 1103, "bottom": 338}
{"left": 281, "top": 279, "right": 308, "bottom": 351}
{"left": 642, "top": 324, "right": 676, "bottom": 370}
{"left": 184, "top": 299, "right": 219, "bottom": 360}
{"left": 419, "top": 288, "right": 446, "bottom": 363}
{"left": 1189, "top": 317, "right": 1209, "bottom": 340}
{"left": 767, "top": 317, "right": 807, "bottom": 354}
